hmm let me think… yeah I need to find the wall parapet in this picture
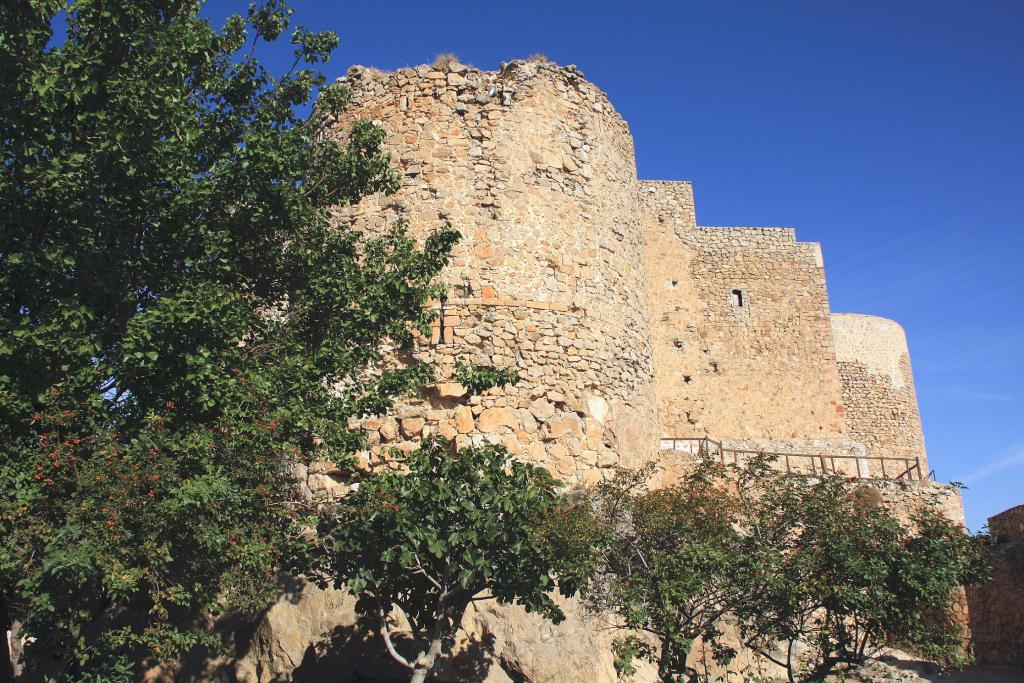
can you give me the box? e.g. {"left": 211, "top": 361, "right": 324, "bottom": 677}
{"left": 639, "top": 180, "right": 696, "bottom": 229}
{"left": 694, "top": 225, "right": 797, "bottom": 241}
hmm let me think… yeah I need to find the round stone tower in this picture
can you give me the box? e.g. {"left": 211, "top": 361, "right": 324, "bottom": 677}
{"left": 328, "top": 60, "right": 659, "bottom": 479}
{"left": 830, "top": 313, "right": 928, "bottom": 477}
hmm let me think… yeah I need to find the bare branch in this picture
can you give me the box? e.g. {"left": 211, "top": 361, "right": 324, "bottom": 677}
{"left": 375, "top": 598, "right": 413, "bottom": 670}
{"left": 407, "top": 550, "right": 445, "bottom": 593}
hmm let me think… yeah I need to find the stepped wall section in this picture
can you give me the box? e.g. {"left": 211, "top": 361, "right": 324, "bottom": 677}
{"left": 642, "top": 181, "right": 847, "bottom": 447}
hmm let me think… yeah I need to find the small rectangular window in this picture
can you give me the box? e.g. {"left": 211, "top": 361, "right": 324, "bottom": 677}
{"left": 731, "top": 289, "right": 744, "bottom": 307}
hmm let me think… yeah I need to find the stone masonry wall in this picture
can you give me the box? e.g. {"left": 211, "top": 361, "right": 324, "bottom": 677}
{"left": 324, "top": 58, "right": 934, "bottom": 485}
{"left": 987, "top": 502, "right": 1024, "bottom": 542}
{"left": 642, "top": 188, "right": 848, "bottom": 445}
{"left": 967, "top": 505, "right": 1024, "bottom": 666}
{"left": 328, "top": 60, "right": 659, "bottom": 482}
{"left": 640, "top": 180, "right": 697, "bottom": 229}
{"left": 831, "top": 313, "right": 928, "bottom": 476}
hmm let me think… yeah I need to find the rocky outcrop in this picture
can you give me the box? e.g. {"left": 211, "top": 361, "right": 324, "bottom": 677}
{"left": 170, "top": 578, "right": 649, "bottom": 683}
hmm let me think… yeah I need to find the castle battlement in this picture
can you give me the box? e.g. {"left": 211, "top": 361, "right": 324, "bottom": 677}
{"left": 325, "top": 59, "right": 928, "bottom": 484}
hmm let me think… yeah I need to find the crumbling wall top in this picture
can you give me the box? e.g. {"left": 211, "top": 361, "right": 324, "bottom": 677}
{"left": 339, "top": 58, "right": 631, "bottom": 134}
{"left": 640, "top": 180, "right": 697, "bottom": 230}
{"left": 831, "top": 313, "right": 910, "bottom": 389}
{"left": 990, "top": 504, "right": 1024, "bottom": 542}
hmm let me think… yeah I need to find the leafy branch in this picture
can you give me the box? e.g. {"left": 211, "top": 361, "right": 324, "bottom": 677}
{"left": 453, "top": 360, "right": 520, "bottom": 395}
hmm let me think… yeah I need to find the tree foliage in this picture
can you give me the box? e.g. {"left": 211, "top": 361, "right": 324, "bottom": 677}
{"left": 0, "top": 1, "right": 456, "bottom": 679}
{"left": 452, "top": 361, "right": 520, "bottom": 396}
{"left": 732, "top": 469, "right": 988, "bottom": 682}
{"left": 315, "top": 437, "right": 593, "bottom": 683}
{"left": 585, "top": 463, "right": 748, "bottom": 682}
{"left": 585, "top": 458, "right": 989, "bottom": 683}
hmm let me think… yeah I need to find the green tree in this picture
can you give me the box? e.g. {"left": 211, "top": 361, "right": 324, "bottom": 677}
{"left": 733, "top": 472, "right": 989, "bottom": 683}
{"left": 585, "top": 458, "right": 988, "bottom": 683}
{"left": 584, "top": 463, "right": 748, "bottom": 683}
{"left": 315, "top": 436, "right": 593, "bottom": 683}
{"left": 0, "top": 1, "right": 456, "bottom": 679}
{"left": 452, "top": 361, "right": 520, "bottom": 396}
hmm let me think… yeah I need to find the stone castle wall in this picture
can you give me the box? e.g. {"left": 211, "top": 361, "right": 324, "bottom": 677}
{"left": 989, "top": 503, "right": 1024, "bottom": 541}
{"left": 643, "top": 182, "right": 847, "bottom": 444}
{"left": 677, "top": 227, "right": 845, "bottom": 441}
{"left": 831, "top": 313, "right": 928, "bottom": 475}
{"left": 327, "top": 58, "right": 931, "bottom": 486}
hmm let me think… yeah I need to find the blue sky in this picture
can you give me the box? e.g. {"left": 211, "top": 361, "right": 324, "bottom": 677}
{"left": 196, "top": 1, "right": 1023, "bottom": 530}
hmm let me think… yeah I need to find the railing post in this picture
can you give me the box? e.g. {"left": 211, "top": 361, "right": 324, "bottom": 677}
{"left": 658, "top": 436, "right": 934, "bottom": 483}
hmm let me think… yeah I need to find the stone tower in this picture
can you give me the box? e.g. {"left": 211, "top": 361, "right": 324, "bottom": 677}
{"left": 831, "top": 314, "right": 928, "bottom": 477}
{"left": 329, "top": 60, "right": 660, "bottom": 480}
{"left": 642, "top": 182, "right": 850, "bottom": 446}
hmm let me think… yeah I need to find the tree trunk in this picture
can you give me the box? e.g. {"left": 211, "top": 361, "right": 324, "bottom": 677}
{"left": 408, "top": 635, "right": 443, "bottom": 683}
{"left": 658, "top": 640, "right": 674, "bottom": 683}
{"left": 407, "top": 599, "right": 468, "bottom": 683}
{"left": 0, "top": 596, "right": 14, "bottom": 683}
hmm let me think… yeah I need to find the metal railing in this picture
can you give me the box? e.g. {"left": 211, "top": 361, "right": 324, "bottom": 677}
{"left": 659, "top": 437, "right": 931, "bottom": 482}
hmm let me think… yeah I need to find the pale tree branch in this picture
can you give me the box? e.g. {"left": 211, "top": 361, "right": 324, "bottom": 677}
{"left": 375, "top": 597, "right": 413, "bottom": 670}
{"left": 407, "top": 550, "right": 444, "bottom": 593}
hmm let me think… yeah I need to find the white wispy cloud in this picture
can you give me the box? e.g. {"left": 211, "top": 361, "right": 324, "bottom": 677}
{"left": 963, "top": 440, "right": 1024, "bottom": 484}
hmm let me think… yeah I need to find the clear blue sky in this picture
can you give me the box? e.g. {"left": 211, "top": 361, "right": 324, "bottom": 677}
{"left": 198, "top": 0, "right": 1023, "bottom": 530}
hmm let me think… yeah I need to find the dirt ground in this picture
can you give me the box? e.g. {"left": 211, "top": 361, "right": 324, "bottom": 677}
{"left": 849, "top": 653, "right": 1024, "bottom": 683}
{"left": 919, "top": 665, "right": 1023, "bottom": 683}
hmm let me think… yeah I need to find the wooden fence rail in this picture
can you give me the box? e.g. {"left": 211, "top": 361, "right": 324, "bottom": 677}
{"left": 659, "top": 437, "right": 931, "bottom": 482}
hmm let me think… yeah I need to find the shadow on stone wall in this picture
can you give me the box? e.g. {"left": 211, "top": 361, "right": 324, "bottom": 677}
{"left": 289, "top": 629, "right": 518, "bottom": 683}
{"left": 966, "top": 540, "right": 1024, "bottom": 666}
{"left": 964, "top": 504, "right": 1024, "bottom": 667}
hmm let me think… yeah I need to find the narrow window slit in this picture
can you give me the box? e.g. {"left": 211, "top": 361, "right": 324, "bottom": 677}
{"left": 438, "top": 296, "right": 447, "bottom": 344}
